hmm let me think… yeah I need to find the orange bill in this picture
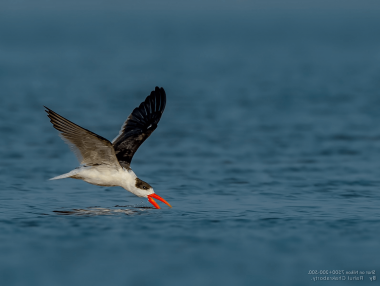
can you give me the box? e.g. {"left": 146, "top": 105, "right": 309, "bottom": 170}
{"left": 147, "top": 193, "right": 172, "bottom": 209}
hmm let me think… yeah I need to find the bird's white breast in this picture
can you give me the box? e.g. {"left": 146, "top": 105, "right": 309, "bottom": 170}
{"left": 73, "top": 165, "right": 137, "bottom": 190}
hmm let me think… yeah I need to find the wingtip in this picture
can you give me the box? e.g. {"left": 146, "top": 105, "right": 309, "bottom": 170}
{"left": 44, "top": 106, "right": 52, "bottom": 114}
{"left": 153, "top": 86, "right": 164, "bottom": 92}
{"left": 156, "top": 87, "right": 166, "bottom": 111}
{"left": 155, "top": 86, "right": 166, "bottom": 95}
{"left": 152, "top": 86, "right": 166, "bottom": 106}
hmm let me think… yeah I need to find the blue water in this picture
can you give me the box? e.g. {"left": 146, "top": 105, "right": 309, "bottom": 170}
{"left": 0, "top": 11, "right": 380, "bottom": 285}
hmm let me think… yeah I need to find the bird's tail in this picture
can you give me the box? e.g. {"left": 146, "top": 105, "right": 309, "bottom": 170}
{"left": 49, "top": 169, "right": 79, "bottom": 180}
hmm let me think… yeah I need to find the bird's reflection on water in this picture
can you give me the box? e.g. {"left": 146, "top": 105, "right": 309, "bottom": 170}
{"left": 53, "top": 206, "right": 154, "bottom": 216}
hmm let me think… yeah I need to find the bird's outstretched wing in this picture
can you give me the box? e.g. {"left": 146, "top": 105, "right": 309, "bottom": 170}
{"left": 112, "top": 86, "right": 166, "bottom": 168}
{"left": 45, "top": 107, "right": 120, "bottom": 167}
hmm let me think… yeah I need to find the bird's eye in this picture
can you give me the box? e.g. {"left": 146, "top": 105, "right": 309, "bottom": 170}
{"left": 143, "top": 186, "right": 147, "bottom": 190}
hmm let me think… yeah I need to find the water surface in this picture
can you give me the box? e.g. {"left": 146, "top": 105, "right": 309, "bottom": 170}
{"left": 0, "top": 11, "right": 379, "bottom": 286}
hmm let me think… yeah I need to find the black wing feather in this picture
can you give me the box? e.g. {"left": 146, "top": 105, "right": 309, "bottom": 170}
{"left": 112, "top": 87, "right": 166, "bottom": 167}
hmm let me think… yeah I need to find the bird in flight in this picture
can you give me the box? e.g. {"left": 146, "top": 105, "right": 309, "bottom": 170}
{"left": 45, "top": 87, "right": 171, "bottom": 209}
